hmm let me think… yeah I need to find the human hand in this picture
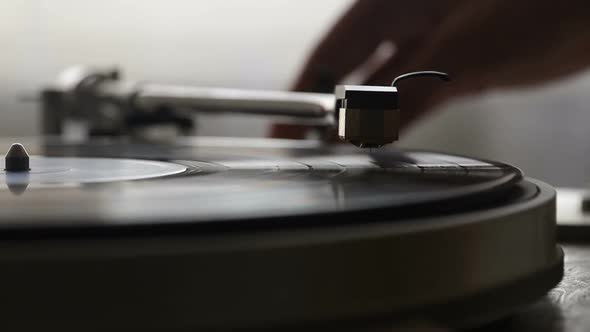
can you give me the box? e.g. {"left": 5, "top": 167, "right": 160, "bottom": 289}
{"left": 271, "top": 0, "right": 590, "bottom": 139}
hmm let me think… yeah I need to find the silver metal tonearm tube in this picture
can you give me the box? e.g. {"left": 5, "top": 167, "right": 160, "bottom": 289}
{"left": 134, "top": 84, "right": 335, "bottom": 119}
{"left": 41, "top": 66, "right": 336, "bottom": 139}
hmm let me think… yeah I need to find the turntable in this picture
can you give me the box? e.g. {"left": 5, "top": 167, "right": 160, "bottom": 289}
{"left": 0, "top": 67, "right": 571, "bottom": 331}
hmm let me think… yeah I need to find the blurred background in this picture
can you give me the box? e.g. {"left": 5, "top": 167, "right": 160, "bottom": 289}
{"left": 2, "top": 0, "right": 590, "bottom": 186}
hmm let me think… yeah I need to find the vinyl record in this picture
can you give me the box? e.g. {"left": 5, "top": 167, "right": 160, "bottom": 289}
{"left": 0, "top": 137, "right": 521, "bottom": 234}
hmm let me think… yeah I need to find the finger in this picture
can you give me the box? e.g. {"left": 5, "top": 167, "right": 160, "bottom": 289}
{"left": 293, "top": 1, "right": 387, "bottom": 92}
{"left": 363, "top": 39, "right": 424, "bottom": 86}
{"left": 268, "top": 123, "right": 309, "bottom": 139}
{"left": 361, "top": 2, "right": 490, "bottom": 128}
{"left": 293, "top": 0, "right": 469, "bottom": 92}
{"left": 360, "top": 46, "right": 451, "bottom": 130}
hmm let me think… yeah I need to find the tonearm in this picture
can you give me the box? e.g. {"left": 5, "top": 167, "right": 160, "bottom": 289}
{"left": 41, "top": 66, "right": 448, "bottom": 148}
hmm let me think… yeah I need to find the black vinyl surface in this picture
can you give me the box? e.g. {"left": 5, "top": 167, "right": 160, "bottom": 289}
{"left": 0, "top": 138, "right": 524, "bottom": 234}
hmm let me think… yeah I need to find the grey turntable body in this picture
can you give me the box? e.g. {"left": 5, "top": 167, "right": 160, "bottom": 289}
{"left": 0, "top": 138, "right": 563, "bottom": 331}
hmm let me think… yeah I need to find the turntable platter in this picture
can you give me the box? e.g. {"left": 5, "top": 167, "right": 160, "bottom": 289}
{"left": 0, "top": 137, "right": 562, "bottom": 331}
